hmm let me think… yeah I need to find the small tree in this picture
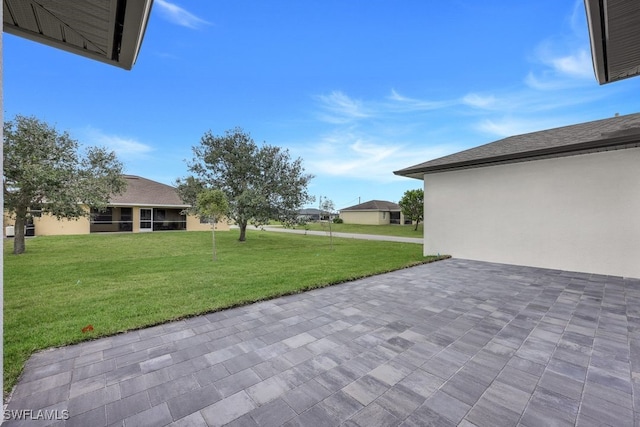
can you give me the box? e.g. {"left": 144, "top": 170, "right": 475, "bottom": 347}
{"left": 183, "top": 127, "right": 313, "bottom": 242}
{"left": 196, "top": 189, "right": 229, "bottom": 261}
{"left": 320, "top": 197, "right": 336, "bottom": 250}
{"left": 3, "top": 115, "right": 126, "bottom": 254}
{"left": 399, "top": 189, "right": 424, "bottom": 231}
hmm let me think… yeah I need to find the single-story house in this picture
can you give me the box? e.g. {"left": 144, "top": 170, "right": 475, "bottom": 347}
{"left": 339, "top": 200, "right": 411, "bottom": 225}
{"left": 297, "top": 208, "right": 333, "bottom": 222}
{"left": 394, "top": 112, "right": 640, "bottom": 279}
{"left": 5, "top": 175, "right": 229, "bottom": 237}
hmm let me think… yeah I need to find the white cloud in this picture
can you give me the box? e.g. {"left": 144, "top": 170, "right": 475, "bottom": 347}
{"left": 155, "top": 0, "right": 210, "bottom": 29}
{"left": 81, "top": 127, "right": 154, "bottom": 158}
{"left": 475, "top": 117, "right": 568, "bottom": 138}
{"left": 550, "top": 49, "right": 593, "bottom": 79}
{"left": 316, "top": 91, "right": 371, "bottom": 123}
{"left": 303, "top": 131, "right": 454, "bottom": 183}
{"left": 387, "top": 89, "right": 453, "bottom": 111}
{"left": 462, "top": 93, "right": 497, "bottom": 109}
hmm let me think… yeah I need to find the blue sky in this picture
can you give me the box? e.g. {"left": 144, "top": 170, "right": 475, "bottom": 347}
{"left": 4, "top": 0, "right": 640, "bottom": 210}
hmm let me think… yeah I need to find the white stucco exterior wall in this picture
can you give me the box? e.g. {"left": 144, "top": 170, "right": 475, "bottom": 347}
{"left": 423, "top": 147, "right": 640, "bottom": 278}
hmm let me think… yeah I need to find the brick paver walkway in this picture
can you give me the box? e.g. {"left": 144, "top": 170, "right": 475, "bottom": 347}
{"left": 5, "top": 259, "right": 640, "bottom": 426}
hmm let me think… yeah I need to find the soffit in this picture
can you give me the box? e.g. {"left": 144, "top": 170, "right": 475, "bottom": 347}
{"left": 585, "top": 0, "right": 640, "bottom": 84}
{"left": 3, "top": 0, "right": 153, "bottom": 70}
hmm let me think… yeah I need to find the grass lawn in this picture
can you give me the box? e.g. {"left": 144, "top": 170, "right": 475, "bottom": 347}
{"left": 287, "top": 222, "right": 424, "bottom": 237}
{"left": 4, "top": 229, "right": 444, "bottom": 394}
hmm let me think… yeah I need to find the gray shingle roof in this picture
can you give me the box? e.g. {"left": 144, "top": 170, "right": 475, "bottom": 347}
{"left": 341, "top": 200, "right": 400, "bottom": 212}
{"left": 395, "top": 112, "right": 640, "bottom": 179}
{"left": 109, "top": 175, "right": 188, "bottom": 207}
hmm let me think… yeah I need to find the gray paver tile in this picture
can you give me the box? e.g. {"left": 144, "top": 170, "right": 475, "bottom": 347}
{"left": 245, "top": 375, "right": 292, "bottom": 406}
{"left": 169, "top": 412, "right": 208, "bottom": 427}
{"left": 147, "top": 374, "right": 199, "bottom": 406}
{"left": 166, "top": 383, "right": 221, "bottom": 421}
{"left": 282, "top": 380, "right": 332, "bottom": 414}
{"left": 123, "top": 403, "right": 173, "bottom": 427}
{"left": 400, "top": 404, "right": 457, "bottom": 427}
{"left": 283, "top": 404, "right": 340, "bottom": 427}
{"left": 421, "top": 390, "right": 471, "bottom": 425}
{"left": 248, "top": 398, "right": 296, "bottom": 427}
{"left": 105, "top": 390, "right": 151, "bottom": 425}
{"left": 201, "top": 390, "right": 256, "bottom": 427}
{"left": 317, "top": 390, "right": 363, "bottom": 423}
{"left": 397, "top": 368, "right": 443, "bottom": 399}
{"left": 376, "top": 384, "right": 425, "bottom": 420}
{"left": 214, "top": 368, "right": 261, "bottom": 397}
{"left": 342, "top": 375, "right": 390, "bottom": 406}
{"left": 349, "top": 402, "right": 400, "bottom": 427}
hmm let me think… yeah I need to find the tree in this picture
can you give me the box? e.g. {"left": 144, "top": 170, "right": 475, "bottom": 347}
{"left": 3, "top": 115, "right": 126, "bottom": 254}
{"left": 399, "top": 189, "right": 424, "bottom": 231}
{"left": 320, "top": 197, "right": 336, "bottom": 250}
{"left": 196, "top": 189, "right": 229, "bottom": 261}
{"left": 182, "top": 127, "right": 313, "bottom": 242}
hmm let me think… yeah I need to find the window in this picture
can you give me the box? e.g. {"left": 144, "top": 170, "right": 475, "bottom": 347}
{"left": 91, "top": 207, "right": 112, "bottom": 224}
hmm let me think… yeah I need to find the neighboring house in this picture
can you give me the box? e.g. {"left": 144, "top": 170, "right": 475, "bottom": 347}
{"left": 297, "top": 208, "right": 332, "bottom": 222}
{"left": 394, "top": 112, "right": 640, "bottom": 279}
{"left": 5, "top": 175, "right": 229, "bottom": 237}
{"left": 339, "top": 200, "right": 411, "bottom": 225}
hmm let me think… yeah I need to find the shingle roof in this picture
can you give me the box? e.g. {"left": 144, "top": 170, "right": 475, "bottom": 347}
{"left": 395, "top": 112, "right": 640, "bottom": 179}
{"left": 341, "top": 200, "right": 400, "bottom": 212}
{"left": 109, "top": 175, "right": 188, "bottom": 207}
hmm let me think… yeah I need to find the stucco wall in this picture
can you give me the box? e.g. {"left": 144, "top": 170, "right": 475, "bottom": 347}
{"left": 34, "top": 214, "right": 90, "bottom": 236}
{"left": 186, "top": 215, "right": 230, "bottom": 232}
{"left": 423, "top": 147, "right": 640, "bottom": 278}
{"left": 340, "top": 211, "right": 388, "bottom": 225}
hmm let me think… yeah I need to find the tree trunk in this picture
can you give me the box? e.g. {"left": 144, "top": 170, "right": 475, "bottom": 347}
{"left": 414, "top": 219, "right": 420, "bottom": 231}
{"left": 13, "top": 207, "right": 27, "bottom": 255}
{"left": 238, "top": 220, "right": 247, "bottom": 242}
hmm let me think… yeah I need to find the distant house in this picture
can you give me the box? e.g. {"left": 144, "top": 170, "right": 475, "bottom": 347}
{"left": 339, "top": 200, "right": 410, "bottom": 225}
{"left": 297, "top": 208, "right": 332, "bottom": 222}
{"left": 5, "top": 175, "right": 229, "bottom": 237}
{"left": 394, "top": 112, "right": 640, "bottom": 279}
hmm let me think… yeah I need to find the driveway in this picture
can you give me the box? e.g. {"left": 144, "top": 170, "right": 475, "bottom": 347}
{"left": 4, "top": 259, "right": 640, "bottom": 426}
{"left": 258, "top": 225, "right": 423, "bottom": 244}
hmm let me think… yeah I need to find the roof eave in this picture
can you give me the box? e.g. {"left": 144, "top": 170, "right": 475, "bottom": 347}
{"left": 583, "top": 0, "right": 640, "bottom": 84}
{"left": 584, "top": 0, "right": 608, "bottom": 84}
{"left": 395, "top": 132, "right": 640, "bottom": 177}
{"left": 3, "top": 0, "right": 153, "bottom": 70}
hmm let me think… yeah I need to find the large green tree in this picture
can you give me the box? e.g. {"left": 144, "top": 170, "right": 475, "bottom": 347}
{"left": 399, "top": 188, "right": 424, "bottom": 231}
{"left": 3, "top": 115, "right": 126, "bottom": 254}
{"left": 180, "top": 127, "right": 313, "bottom": 242}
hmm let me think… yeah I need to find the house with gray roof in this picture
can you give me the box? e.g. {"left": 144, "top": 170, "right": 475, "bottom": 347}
{"left": 24, "top": 175, "right": 228, "bottom": 236}
{"left": 340, "top": 200, "right": 411, "bottom": 225}
{"left": 395, "top": 112, "right": 640, "bottom": 278}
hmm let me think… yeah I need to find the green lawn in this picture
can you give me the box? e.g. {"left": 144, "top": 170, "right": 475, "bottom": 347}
{"left": 288, "top": 222, "right": 424, "bottom": 237}
{"left": 4, "top": 230, "right": 444, "bottom": 394}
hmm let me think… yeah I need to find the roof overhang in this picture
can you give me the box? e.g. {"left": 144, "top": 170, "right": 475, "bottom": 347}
{"left": 394, "top": 131, "right": 640, "bottom": 179}
{"left": 3, "top": 0, "right": 153, "bottom": 70}
{"left": 584, "top": 0, "right": 640, "bottom": 84}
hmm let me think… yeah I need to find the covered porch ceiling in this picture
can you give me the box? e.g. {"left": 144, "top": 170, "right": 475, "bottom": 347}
{"left": 584, "top": 0, "right": 640, "bottom": 84}
{"left": 3, "top": 0, "right": 153, "bottom": 70}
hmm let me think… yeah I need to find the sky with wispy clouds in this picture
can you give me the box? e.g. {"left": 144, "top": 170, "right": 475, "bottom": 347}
{"left": 4, "top": 1, "right": 640, "bottom": 209}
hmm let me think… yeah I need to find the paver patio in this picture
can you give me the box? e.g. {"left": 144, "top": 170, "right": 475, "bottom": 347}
{"left": 4, "top": 258, "right": 640, "bottom": 426}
